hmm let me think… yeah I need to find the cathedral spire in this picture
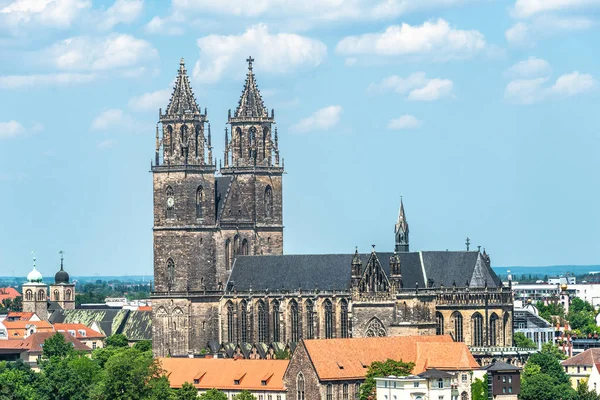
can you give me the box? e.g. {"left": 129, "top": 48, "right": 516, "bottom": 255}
{"left": 233, "top": 56, "right": 268, "bottom": 119}
{"left": 395, "top": 197, "right": 409, "bottom": 252}
{"left": 165, "top": 58, "right": 201, "bottom": 116}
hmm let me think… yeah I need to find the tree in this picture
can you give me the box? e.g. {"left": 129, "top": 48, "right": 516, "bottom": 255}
{"left": 39, "top": 353, "right": 101, "bottom": 400}
{"left": 133, "top": 340, "right": 152, "bottom": 352}
{"left": 359, "top": 359, "right": 415, "bottom": 400}
{"left": 274, "top": 349, "right": 290, "bottom": 360}
{"left": 541, "top": 342, "right": 567, "bottom": 361}
{"left": 514, "top": 332, "right": 537, "bottom": 349}
{"left": 41, "top": 333, "right": 75, "bottom": 360}
{"left": 0, "top": 296, "right": 22, "bottom": 313}
{"left": 174, "top": 382, "right": 199, "bottom": 400}
{"left": 199, "top": 388, "right": 228, "bottom": 400}
{"left": 0, "top": 360, "right": 39, "bottom": 400}
{"left": 233, "top": 390, "right": 256, "bottom": 400}
{"left": 521, "top": 344, "right": 576, "bottom": 400}
{"left": 471, "top": 374, "right": 488, "bottom": 400}
{"left": 105, "top": 333, "right": 129, "bottom": 348}
{"left": 576, "top": 380, "right": 600, "bottom": 400}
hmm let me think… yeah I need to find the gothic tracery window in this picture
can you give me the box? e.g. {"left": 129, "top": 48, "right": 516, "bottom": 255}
{"left": 241, "top": 239, "right": 249, "bottom": 256}
{"left": 236, "top": 128, "right": 243, "bottom": 160}
{"left": 196, "top": 186, "right": 203, "bottom": 218}
{"left": 436, "top": 312, "right": 444, "bottom": 335}
{"left": 225, "top": 240, "right": 231, "bottom": 271}
{"left": 290, "top": 300, "right": 299, "bottom": 342}
{"left": 167, "top": 258, "right": 175, "bottom": 289}
{"left": 37, "top": 290, "right": 44, "bottom": 301}
{"left": 264, "top": 186, "right": 273, "bottom": 219}
{"left": 262, "top": 127, "right": 269, "bottom": 161}
{"left": 297, "top": 373, "right": 305, "bottom": 400}
{"left": 340, "top": 299, "right": 349, "bottom": 338}
{"left": 365, "top": 317, "right": 386, "bottom": 337}
{"left": 305, "top": 300, "right": 314, "bottom": 339}
{"left": 258, "top": 300, "right": 268, "bottom": 343}
{"left": 490, "top": 313, "right": 499, "bottom": 346}
{"left": 226, "top": 302, "right": 234, "bottom": 342}
{"left": 472, "top": 312, "right": 483, "bottom": 347}
{"left": 452, "top": 311, "right": 464, "bottom": 342}
{"left": 53, "top": 290, "right": 59, "bottom": 301}
{"left": 324, "top": 299, "right": 333, "bottom": 339}
{"left": 343, "top": 383, "right": 349, "bottom": 400}
{"left": 233, "top": 235, "right": 240, "bottom": 259}
{"left": 272, "top": 300, "right": 280, "bottom": 342}
{"left": 240, "top": 300, "right": 248, "bottom": 343}
{"left": 25, "top": 290, "right": 32, "bottom": 301}
{"left": 326, "top": 384, "right": 333, "bottom": 400}
{"left": 166, "top": 186, "right": 174, "bottom": 219}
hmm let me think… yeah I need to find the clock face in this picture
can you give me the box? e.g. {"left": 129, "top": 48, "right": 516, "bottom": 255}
{"left": 167, "top": 197, "right": 174, "bottom": 207}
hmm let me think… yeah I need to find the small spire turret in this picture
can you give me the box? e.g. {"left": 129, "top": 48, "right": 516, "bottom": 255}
{"left": 394, "top": 197, "right": 409, "bottom": 252}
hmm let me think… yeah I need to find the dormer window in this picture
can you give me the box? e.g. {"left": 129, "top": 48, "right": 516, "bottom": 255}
{"left": 234, "top": 380, "right": 240, "bottom": 385}
{"left": 261, "top": 380, "right": 267, "bottom": 386}
{"left": 78, "top": 330, "right": 86, "bottom": 337}
{"left": 68, "top": 330, "right": 76, "bottom": 336}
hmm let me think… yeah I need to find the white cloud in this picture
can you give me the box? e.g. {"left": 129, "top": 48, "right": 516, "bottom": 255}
{"left": 368, "top": 72, "right": 454, "bottom": 101}
{"left": 505, "top": 71, "right": 596, "bottom": 104}
{"left": 505, "top": 57, "right": 550, "bottom": 78}
{"left": 336, "top": 19, "right": 485, "bottom": 61}
{"left": 387, "top": 115, "right": 422, "bottom": 130}
{"left": 0, "top": 120, "right": 25, "bottom": 139}
{"left": 291, "top": 105, "right": 342, "bottom": 133}
{"left": 97, "top": 0, "right": 143, "bottom": 30}
{"left": 0, "top": 0, "right": 91, "bottom": 29}
{"left": 549, "top": 71, "right": 596, "bottom": 96}
{"left": 506, "top": 16, "right": 593, "bottom": 46}
{"left": 145, "top": 14, "right": 185, "bottom": 35}
{"left": 128, "top": 88, "right": 172, "bottom": 112}
{"left": 0, "top": 72, "right": 96, "bottom": 88}
{"left": 97, "top": 139, "right": 118, "bottom": 149}
{"left": 511, "top": 0, "right": 600, "bottom": 18}
{"left": 90, "top": 109, "right": 137, "bottom": 131}
{"left": 505, "top": 22, "right": 532, "bottom": 47}
{"left": 44, "top": 34, "right": 157, "bottom": 72}
{"left": 192, "top": 24, "right": 327, "bottom": 83}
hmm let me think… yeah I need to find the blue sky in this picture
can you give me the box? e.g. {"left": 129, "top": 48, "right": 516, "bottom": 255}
{"left": 1, "top": 0, "right": 599, "bottom": 277}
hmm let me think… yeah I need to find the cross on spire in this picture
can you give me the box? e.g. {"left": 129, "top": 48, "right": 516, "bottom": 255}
{"left": 466, "top": 237, "right": 471, "bottom": 251}
{"left": 246, "top": 56, "right": 254, "bottom": 71}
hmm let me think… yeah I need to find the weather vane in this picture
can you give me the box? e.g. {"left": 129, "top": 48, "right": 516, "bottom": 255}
{"left": 31, "top": 251, "right": 36, "bottom": 267}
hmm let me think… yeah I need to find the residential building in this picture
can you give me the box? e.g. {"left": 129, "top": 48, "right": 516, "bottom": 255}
{"left": 561, "top": 348, "right": 600, "bottom": 388}
{"left": 53, "top": 323, "right": 106, "bottom": 349}
{"left": 5, "top": 312, "right": 40, "bottom": 322}
{"left": 586, "top": 363, "right": 600, "bottom": 394}
{"left": 375, "top": 369, "right": 459, "bottom": 400}
{"left": 160, "top": 358, "right": 287, "bottom": 399}
{"left": 2, "top": 320, "right": 54, "bottom": 339}
{"left": 483, "top": 362, "right": 521, "bottom": 399}
{"left": 283, "top": 335, "right": 480, "bottom": 400}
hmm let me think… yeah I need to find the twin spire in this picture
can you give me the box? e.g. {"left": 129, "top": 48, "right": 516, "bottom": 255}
{"left": 234, "top": 56, "right": 269, "bottom": 119}
{"left": 165, "top": 58, "right": 201, "bottom": 116}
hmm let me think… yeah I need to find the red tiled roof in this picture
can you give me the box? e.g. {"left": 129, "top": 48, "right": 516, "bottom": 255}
{"left": 303, "top": 335, "right": 479, "bottom": 381}
{"left": 159, "top": 358, "right": 288, "bottom": 391}
{"left": 4, "top": 320, "right": 54, "bottom": 339}
{"left": 21, "top": 332, "right": 91, "bottom": 353}
{"left": 137, "top": 306, "right": 152, "bottom": 311}
{"left": 0, "top": 287, "right": 20, "bottom": 302}
{"left": 53, "top": 323, "right": 105, "bottom": 340}
{"left": 562, "top": 349, "right": 600, "bottom": 366}
{"left": 7, "top": 312, "right": 36, "bottom": 321}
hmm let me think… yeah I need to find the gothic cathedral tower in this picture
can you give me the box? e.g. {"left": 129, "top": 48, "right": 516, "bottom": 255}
{"left": 152, "top": 57, "right": 284, "bottom": 357}
{"left": 394, "top": 198, "right": 409, "bottom": 252}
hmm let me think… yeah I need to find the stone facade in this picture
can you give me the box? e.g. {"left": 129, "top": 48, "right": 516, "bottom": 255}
{"left": 151, "top": 57, "right": 514, "bottom": 359}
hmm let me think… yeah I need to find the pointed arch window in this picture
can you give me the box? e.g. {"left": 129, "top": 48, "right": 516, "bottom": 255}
{"left": 195, "top": 125, "right": 201, "bottom": 157}
{"left": 365, "top": 317, "right": 386, "bottom": 337}
{"left": 166, "top": 125, "right": 173, "bottom": 156}
{"left": 196, "top": 186, "right": 203, "bottom": 218}
{"left": 167, "top": 258, "right": 175, "bottom": 289}
{"left": 53, "top": 290, "right": 59, "bottom": 301}
{"left": 290, "top": 300, "right": 299, "bottom": 342}
{"left": 490, "top": 313, "right": 499, "bottom": 346}
{"left": 326, "top": 384, "right": 333, "bottom": 400}
{"left": 272, "top": 300, "right": 280, "bottom": 342}
{"left": 472, "top": 313, "right": 483, "bottom": 347}
{"left": 265, "top": 186, "right": 273, "bottom": 219}
{"left": 297, "top": 373, "right": 305, "bottom": 400}
{"left": 225, "top": 240, "right": 231, "bottom": 271}
{"left": 226, "top": 302, "right": 234, "bottom": 343}
{"left": 340, "top": 299, "right": 349, "bottom": 338}
{"left": 343, "top": 383, "right": 349, "bottom": 400}
{"left": 258, "top": 300, "right": 268, "bottom": 343}
{"left": 65, "top": 289, "right": 71, "bottom": 301}
{"left": 452, "top": 312, "right": 464, "bottom": 342}
{"left": 354, "top": 383, "right": 360, "bottom": 399}
{"left": 262, "top": 127, "right": 269, "bottom": 161}
{"left": 436, "top": 312, "right": 444, "bottom": 335}
{"left": 503, "top": 312, "right": 510, "bottom": 346}
{"left": 249, "top": 127, "right": 256, "bottom": 160}
{"left": 241, "top": 239, "right": 249, "bottom": 256}
{"left": 240, "top": 300, "right": 248, "bottom": 343}
{"left": 236, "top": 128, "right": 243, "bottom": 160}
{"left": 233, "top": 235, "right": 240, "bottom": 259}
{"left": 166, "top": 186, "right": 175, "bottom": 219}
{"left": 324, "top": 299, "right": 333, "bottom": 339}
{"left": 305, "top": 300, "right": 314, "bottom": 339}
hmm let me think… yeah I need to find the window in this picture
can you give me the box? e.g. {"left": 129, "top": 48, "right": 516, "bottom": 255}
{"left": 259, "top": 396, "right": 264, "bottom": 400}
{"left": 167, "top": 258, "right": 175, "bottom": 289}
{"left": 92, "top": 342, "right": 97, "bottom": 349}
{"left": 340, "top": 299, "right": 349, "bottom": 338}
{"left": 508, "top": 387, "right": 512, "bottom": 393}
{"left": 25, "top": 290, "right": 32, "bottom": 301}
{"left": 227, "top": 302, "right": 234, "bottom": 342}
{"left": 436, "top": 312, "right": 444, "bottom": 335}
{"left": 258, "top": 300, "right": 268, "bottom": 343}
{"left": 65, "top": 289, "right": 71, "bottom": 301}
{"left": 461, "top": 392, "right": 468, "bottom": 400}
{"left": 306, "top": 300, "right": 314, "bottom": 339}
{"left": 452, "top": 312, "right": 463, "bottom": 342}
{"left": 233, "top": 235, "right": 240, "bottom": 259}
{"left": 343, "top": 383, "right": 349, "bottom": 400}
{"left": 225, "top": 239, "right": 231, "bottom": 271}
{"left": 236, "top": 128, "right": 243, "bottom": 159}
{"left": 502, "top": 376, "right": 506, "bottom": 383}
{"left": 272, "top": 300, "right": 280, "bottom": 342}
{"left": 508, "top": 376, "right": 512, "bottom": 384}
{"left": 472, "top": 313, "right": 483, "bottom": 346}
{"left": 166, "top": 186, "right": 174, "bottom": 219}
{"left": 37, "top": 289, "right": 44, "bottom": 301}
{"left": 326, "top": 384, "right": 333, "bottom": 400}
{"left": 462, "top": 374, "right": 468, "bottom": 382}
{"left": 297, "top": 373, "right": 305, "bottom": 400}
{"left": 290, "top": 300, "right": 299, "bottom": 342}
{"left": 324, "top": 299, "right": 333, "bottom": 339}
{"left": 355, "top": 383, "right": 360, "bottom": 399}
{"left": 53, "top": 290, "right": 59, "bottom": 301}
{"left": 439, "top": 397, "right": 444, "bottom": 400}
{"left": 578, "top": 366, "right": 581, "bottom": 373}
{"left": 241, "top": 239, "right": 249, "bottom": 256}
{"left": 240, "top": 300, "right": 248, "bottom": 343}
{"left": 265, "top": 186, "right": 273, "bottom": 218}
{"left": 438, "top": 378, "right": 444, "bottom": 389}
{"left": 490, "top": 313, "right": 499, "bottom": 346}
{"left": 196, "top": 186, "right": 203, "bottom": 218}
{"left": 414, "top": 382, "right": 419, "bottom": 387}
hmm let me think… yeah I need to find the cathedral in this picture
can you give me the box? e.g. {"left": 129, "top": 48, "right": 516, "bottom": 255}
{"left": 151, "top": 58, "right": 514, "bottom": 358}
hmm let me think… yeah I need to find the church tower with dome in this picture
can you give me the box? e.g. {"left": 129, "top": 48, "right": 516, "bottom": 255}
{"left": 49, "top": 251, "right": 75, "bottom": 310}
{"left": 22, "top": 253, "right": 48, "bottom": 320}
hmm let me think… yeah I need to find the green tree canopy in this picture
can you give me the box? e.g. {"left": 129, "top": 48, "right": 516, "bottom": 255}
{"left": 471, "top": 374, "right": 488, "bottom": 400}
{"left": 520, "top": 341, "right": 575, "bottom": 400}
{"left": 174, "top": 382, "right": 199, "bottom": 400}
{"left": 233, "top": 390, "right": 256, "bottom": 400}
{"left": 105, "top": 333, "right": 129, "bottom": 348}
{"left": 133, "top": 340, "right": 152, "bottom": 352}
{"left": 199, "top": 388, "right": 228, "bottom": 400}
{"left": 0, "top": 360, "right": 39, "bottom": 400}
{"left": 576, "top": 380, "right": 600, "bottom": 400}
{"left": 514, "top": 332, "right": 537, "bottom": 349}
{"left": 42, "top": 333, "right": 75, "bottom": 360}
{"left": 359, "top": 359, "right": 415, "bottom": 400}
